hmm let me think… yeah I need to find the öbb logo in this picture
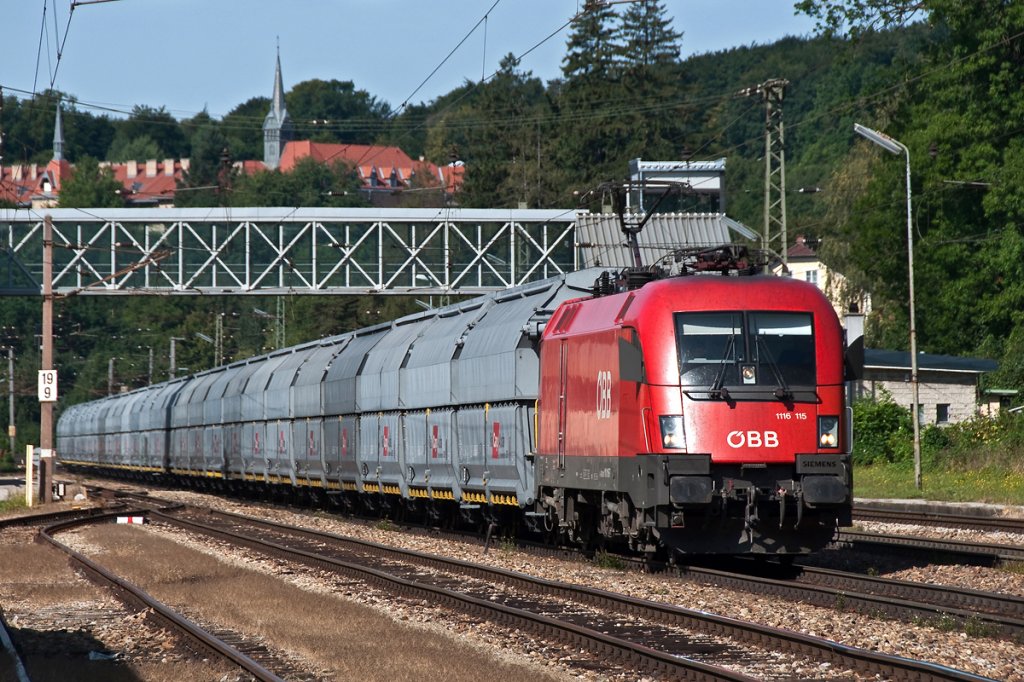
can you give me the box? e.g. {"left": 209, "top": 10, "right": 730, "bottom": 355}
{"left": 727, "top": 430, "right": 779, "bottom": 448}
{"left": 595, "top": 371, "right": 612, "bottom": 419}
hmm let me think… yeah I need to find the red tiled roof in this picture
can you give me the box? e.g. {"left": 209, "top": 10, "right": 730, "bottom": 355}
{"left": 46, "top": 158, "right": 73, "bottom": 191}
{"left": 280, "top": 140, "right": 415, "bottom": 172}
{"left": 106, "top": 160, "right": 187, "bottom": 205}
{"left": 273, "top": 140, "right": 463, "bottom": 193}
{"left": 0, "top": 165, "right": 37, "bottom": 206}
{"left": 787, "top": 235, "right": 818, "bottom": 259}
{"left": 238, "top": 160, "right": 266, "bottom": 175}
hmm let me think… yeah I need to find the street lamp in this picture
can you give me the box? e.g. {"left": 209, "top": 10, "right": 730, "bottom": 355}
{"left": 854, "top": 122, "right": 921, "bottom": 490}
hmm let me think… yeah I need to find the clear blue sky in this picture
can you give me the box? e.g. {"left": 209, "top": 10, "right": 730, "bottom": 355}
{"left": 6, "top": 1, "right": 818, "bottom": 120}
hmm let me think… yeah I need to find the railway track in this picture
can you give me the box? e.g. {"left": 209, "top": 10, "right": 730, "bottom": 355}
{"left": 39, "top": 511, "right": 294, "bottom": 682}
{"left": 0, "top": 503, "right": 119, "bottom": 530}
{"left": 837, "top": 528, "right": 1024, "bottom": 563}
{"left": 87, "top": 482, "right": 1024, "bottom": 637}
{"left": 672, "top": 559, "right": 1024, "bottom": 641}
{"left": 853, "top": 505, "right": 1024, "bottom": 534}
{"left": 151, "top": 504, "right": 996, "bottom": 681}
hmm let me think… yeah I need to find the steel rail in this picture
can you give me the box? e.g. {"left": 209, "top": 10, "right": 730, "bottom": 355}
{"left": 853, "top": 506, "right": 1024, "bottom": 534}
{"left": 155, "top": 509, "right": 756, "bottom": 682}
{"left": 795, "top": 564, "right": 1024, "bottom": 621}
{"left": 0, "top": 505, "right": 114, "bottom": 529}
{"left": 156, "top": 507, "right": 996, "bottom": 682}
{"left": 39, "top": 511, "right": 286, "bottom": 682}
{"left": 838, "top": 529, "right": 1024, "bottom": 562}
{"left": 671, "top": 563, "right": 1024, "bottom": 640}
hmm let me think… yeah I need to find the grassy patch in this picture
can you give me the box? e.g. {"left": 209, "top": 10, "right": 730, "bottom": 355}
{"left": 592, "top": 550, "right": 627, "bottom": 570}
{"left": 0, "top": 497, "right": 27, "bottom": 514}
{"left": 998, "top": 560, "right": 1024, "bottom": 575}
{"left": 855, "top": 463, "right": 1024, "bottom": 505}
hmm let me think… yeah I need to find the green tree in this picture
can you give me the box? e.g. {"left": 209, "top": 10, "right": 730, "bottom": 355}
{"left": 229, "top": 157, "right": 365, "bottom": 208}
{"left": 795, "top": 0, "right": 929, "bottom": 37}
{"left": 555, "top": 3, "right": 629, "bottom": 190}
{"left": 3, "top": 90, "right": 66, "bottom": 164}
{"left": 616, "top": 0, "right": 681, "bottom": 71}
{"left": 808, "top": 1, "right": 1024, "bottom": 378}
{"left": 561, "top": 2, "right": 619, "bottom": 83}
{"left": 106, "top": 134, "right": 161, "bottom": 162}
{"left": 57, "top": 156, "right": 125, "bottom": 208}
{"left": 221, "top": 96, "right": 270, "bottom": 161}
{"left": 110, "top": 105, "right": 188, "bottom": 159}
{"left": 0, "top": 91, "right": 111, "bottom": 164}
{"left": 286, "top": 79, "right": 391, "bottom": 144}
{"left": 613, "top": 0, "right": 685, "bottom": 160}
{"left": 452, "top": 54, "right": 556, "bottom": 208}
{"left": 175, "top": 119, "right": 231, "bottom": 207}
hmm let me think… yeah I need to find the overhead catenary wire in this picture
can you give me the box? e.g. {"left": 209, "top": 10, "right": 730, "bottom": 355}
{"left": 32, "top": 0, "right": 49, "bottom": 95}
{"left": 49, "top": 1, "right": 78, "bottom": 91}
{"left": 335, "top": 4, "right": 586, "bottom": 175}
{"left": 6, "top": 7, "right": 1022, "bottom": 220}
{"left": 393, "top": 0, "right": 502, "bottom": 118}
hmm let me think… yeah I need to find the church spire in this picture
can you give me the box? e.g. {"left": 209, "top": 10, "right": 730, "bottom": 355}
{"left": 263, "top": 44, "right": 293, "bottom": 170}
{"left": 53, "top": 99, "right": 65, "bottom": 162}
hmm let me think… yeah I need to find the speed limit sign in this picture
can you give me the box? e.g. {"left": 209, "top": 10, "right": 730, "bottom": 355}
{"left": 38, "top": 370, "right": 58, "bottom": 402}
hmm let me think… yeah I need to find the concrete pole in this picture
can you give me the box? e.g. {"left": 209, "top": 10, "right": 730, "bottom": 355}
{"left": 8, "top": 349, "right": 14, "bottom": 463}
{"left": 40, "top": 215, "right": 54, "bottom": 504}
{"left": 903, "top": 147, "right": 922, "bottom": 490}
{"left": 169, "top": 337, "right": 184, "bottom": 380}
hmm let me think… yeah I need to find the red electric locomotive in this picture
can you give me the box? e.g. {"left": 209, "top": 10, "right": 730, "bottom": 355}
{"left": 534, "top": 264, "right": 853, "bottom": 556}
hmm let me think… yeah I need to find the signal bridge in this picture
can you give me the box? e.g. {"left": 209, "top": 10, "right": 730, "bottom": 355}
{"left": 0, "top": 207, "right": 753, "bottom": 296}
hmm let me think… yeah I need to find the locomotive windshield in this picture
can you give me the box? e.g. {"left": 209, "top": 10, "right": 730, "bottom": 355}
{"left": 676, "top": 311, "right": 816, "bottom": 390}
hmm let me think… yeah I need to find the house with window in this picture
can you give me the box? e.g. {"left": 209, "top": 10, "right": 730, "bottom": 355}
{"left": 0, "top": 101, "right": 186, "bottom": 209}
{"left": 252, "top": 52, "right": 463, "bottom": 206}
{"left": 775, "top": 235, "right": 871, "bottom": 318}
{"left": 854, "top": 349, "right": 997, "bottom": 426}
{"left": 778, "top": 236, "right": 999, "bottom": 425}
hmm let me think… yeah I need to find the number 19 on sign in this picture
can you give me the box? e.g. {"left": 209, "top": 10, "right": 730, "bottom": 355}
{"left": 38, "top": 370, "right": 58, "bottom": 402}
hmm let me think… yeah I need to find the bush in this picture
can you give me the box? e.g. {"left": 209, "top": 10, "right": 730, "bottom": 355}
{"left": 0, "top": 453, "right": 16, "bottom": 473}
{"left": 936, "top": 412, "right": 1024, "bottom": 471}
{"left": 852, "top": 392, "right": 913, "bottom": 465}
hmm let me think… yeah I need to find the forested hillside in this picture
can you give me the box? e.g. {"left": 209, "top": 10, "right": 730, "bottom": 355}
{"left": 1, "top": 0, "right": 1022, "bottom": 458}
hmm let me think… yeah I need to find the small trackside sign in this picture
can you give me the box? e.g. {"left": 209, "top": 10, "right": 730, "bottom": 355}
{"left": 38, "top": 370, "right": 57, "bottom": 402}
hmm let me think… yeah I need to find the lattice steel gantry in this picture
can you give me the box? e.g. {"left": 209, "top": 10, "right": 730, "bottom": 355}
{"left": 0, "top": 208, "right": 579, "bottom": 296}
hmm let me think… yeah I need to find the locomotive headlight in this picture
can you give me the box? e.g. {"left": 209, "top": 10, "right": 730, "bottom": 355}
{"left": 659, "top": 415, "right": 685, "bottom": 450}
{"left": 818, "top": 416, "right": 839, "bottom": 448}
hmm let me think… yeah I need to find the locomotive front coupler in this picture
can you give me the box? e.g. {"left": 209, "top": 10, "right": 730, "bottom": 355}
{"left": 744, "top": 487, "right": 759, "bottom": 532}
{"left": 778, "top": 489, "right": 786, "bottom": 529}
